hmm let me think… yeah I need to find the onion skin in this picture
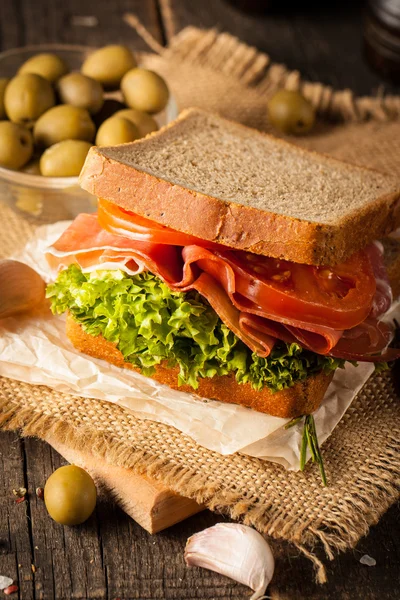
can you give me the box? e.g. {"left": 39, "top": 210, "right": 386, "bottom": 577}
{"left": 0, "top": 260, "right": 45, "bottom": 318}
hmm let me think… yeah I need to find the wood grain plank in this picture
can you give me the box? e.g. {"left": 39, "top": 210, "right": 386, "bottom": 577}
{"left": 158, "top": 0, "right": 399, "bottom": 95}
{"left": 269, "top": 502, "right": 400, "bottom": 599}
{"left": 0, "top": 432, "right": 34, "bottom": 600}
{"left": 0, "top": 0, "right": 162, "bottom": 52}
{"left": 97, "top": 503, "right": 249, "bottom": 600}
{"left": 0, "top": 433, "right": 399, "bottom": 598}
{"left": 22, "top": 437, "right": 107, "bottom": 600}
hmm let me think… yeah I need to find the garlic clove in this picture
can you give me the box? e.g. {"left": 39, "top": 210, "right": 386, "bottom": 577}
{"left": 185, "top": 522, "right": 274, "bottom": 600}
{"left": 0, "top": 576, "right": 13, "bottom": 591}
{"left": 0, "top": 260, "right": 45, "bottom": 318}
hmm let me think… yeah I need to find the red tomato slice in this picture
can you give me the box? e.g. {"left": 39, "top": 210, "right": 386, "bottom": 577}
{"left": 216, "top": 249, "right": 376, "bottom": 330}
{"left": 98, "top": 199, "right": 218, "bottom": 248}
{"left": 97, "top": 199, "right": 377, "bottom": 331}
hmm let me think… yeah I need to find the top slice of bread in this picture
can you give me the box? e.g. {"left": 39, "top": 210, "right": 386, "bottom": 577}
{"left": 79, "top": 108, "right": 400, "bottom": 265}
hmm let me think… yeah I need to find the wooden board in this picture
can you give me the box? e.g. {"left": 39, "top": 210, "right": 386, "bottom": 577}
{"left": 46, "top": 436, "right": 203, "bottom": 534}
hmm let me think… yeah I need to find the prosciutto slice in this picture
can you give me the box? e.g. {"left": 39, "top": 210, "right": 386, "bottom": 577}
{"left": 366, "top": 241, "right": 393, "bottom": 317}
{"left": 46, "top": 213, "right": 399, "bottom": 361}
{"left": 329, "top": 318, "right": 398, "bottom": 362}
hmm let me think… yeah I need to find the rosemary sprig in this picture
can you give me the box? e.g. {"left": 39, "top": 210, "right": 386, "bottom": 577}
{"left": 307, "top": 415, "right": 327, "bottom": 486}
{"left": 284, "top": 416, "right": 303, "bottom": 429}
{"left": 285, "top": 414, "right": 327, "bottom": 486}
{"left": 299, "top": 421, "right": 308, "bottom": 471}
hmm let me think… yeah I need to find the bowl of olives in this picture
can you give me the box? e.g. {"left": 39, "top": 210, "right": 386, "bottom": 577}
{"left": 0, "top": 44, "right": 178, "bottom": 221}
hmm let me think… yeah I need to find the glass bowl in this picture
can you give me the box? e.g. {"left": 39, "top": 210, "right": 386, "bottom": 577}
{"left": 0, "top": 44, "right": 178, "bottom": 223}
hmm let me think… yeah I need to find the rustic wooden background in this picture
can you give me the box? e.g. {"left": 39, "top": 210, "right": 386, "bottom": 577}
{"left": 0, "top": 1, "right": 399, "bottom": 598}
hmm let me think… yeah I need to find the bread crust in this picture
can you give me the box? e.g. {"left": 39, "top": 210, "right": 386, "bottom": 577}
{"left": 79, "top": 108, "right": 400, "bottom": 266}
{"left": 66, "top": 314, "right": 334, "bottom": 419}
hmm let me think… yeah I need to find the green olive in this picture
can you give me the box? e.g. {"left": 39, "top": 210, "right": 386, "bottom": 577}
{"left": 21, "top": 158, "right": 41, "bottom": 174}
{"left": 0, "top": 78, "right": 10, "bottom": 120}
{"left": 40, "top": 140, "right": 92, "bottom": 177}
{"left": 4, "top": 73, "right": 55, "bottom": 128}
{"left": 95, "top": 116, "right": 141, "bottom": 146}
{"left": 57, "top": 73, "right": 104, "bottom": 114}
{"left": 114, "top": 108, "right": 158, "bottom": 137}
{"left": 34, "top": 105, "right": 95, "bottom": 148}
{"left": 121, "top": 68, "right": 169, "bottom": 114}
{"left": 81, "top": 45, "right": 137, "bottom": 88}
{"left": 44, "top": 465, "right": 97, "bottom": 526}
{"left": 93, "top": 98, "right": 126, "bottom": 128}
{"left": 267, "top": 90, "right": 315, "bottom": 135}
{"left": 18, "top": 53, "right": 69, "bottom": 83}
{"left": 0, "top": 121, "right": 33, "bottom": 169}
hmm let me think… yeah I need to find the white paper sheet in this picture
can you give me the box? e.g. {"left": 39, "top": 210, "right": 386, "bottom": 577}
{"left": 1, "top": 222, "right": 396, "bottom": 470}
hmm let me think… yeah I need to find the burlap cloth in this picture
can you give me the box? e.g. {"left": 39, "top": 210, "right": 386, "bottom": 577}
{"left": 1, "top": 24, "right": 400, "bottom": 583}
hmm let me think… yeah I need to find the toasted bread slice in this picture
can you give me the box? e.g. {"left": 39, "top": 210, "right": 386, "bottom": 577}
{"left": 66, "top": 315, "right": 333, "bottom": 419}
{"left": 79, "top": 108, "right": 400, "bottom": 266}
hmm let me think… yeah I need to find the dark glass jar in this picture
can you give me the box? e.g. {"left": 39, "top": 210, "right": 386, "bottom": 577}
{"left": 364, "top": 0, "right": 400, "bottom": 83}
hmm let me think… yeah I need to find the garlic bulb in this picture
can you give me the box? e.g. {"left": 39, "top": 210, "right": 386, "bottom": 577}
{"left": 0, "top": 260, "right": 45, "bottom": 318}
{"left": 185, "top": 523, "right": 274, "bottom": 599}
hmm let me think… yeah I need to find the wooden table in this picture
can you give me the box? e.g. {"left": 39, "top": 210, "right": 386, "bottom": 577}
{"left": 0, "top": 1, "right": 399, "bottom": 598}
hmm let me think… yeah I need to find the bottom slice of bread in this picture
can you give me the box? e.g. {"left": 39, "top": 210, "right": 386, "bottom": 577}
{"left": 66, "top": 315, "right": 334, "bottom": 418}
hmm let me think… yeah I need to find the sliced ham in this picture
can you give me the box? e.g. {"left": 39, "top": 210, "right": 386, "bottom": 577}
{"left": 329, "top": 319, "right": 397, "bottom": 362}
{"left": 367, "top": 241, "right": 393, "bottom": 317}
{"left": 191, "top": 273, "right": 276, "bottom": 357}
{"left": 48, "top": 214, "right": 183, "bottom": 282}
{"left": 46, "top": 213, "right": 400, "bottom": 362}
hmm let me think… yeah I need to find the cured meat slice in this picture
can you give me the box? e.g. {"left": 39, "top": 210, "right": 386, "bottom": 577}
{"left": 366, "top": 242, "right": 393, "bottom": 317}
{"left": 46, "top": 213, "right": 400, "bottom": 362}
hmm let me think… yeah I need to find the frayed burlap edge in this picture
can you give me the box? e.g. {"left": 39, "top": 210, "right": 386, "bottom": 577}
{"left": 125, "top": 14, "right": 400, "bottom": 123}
{"left": 0, "top": 387, "right": 399, "bottom": 585}
{"left": 165, "top": 26, "right": 400, "bottom": 121}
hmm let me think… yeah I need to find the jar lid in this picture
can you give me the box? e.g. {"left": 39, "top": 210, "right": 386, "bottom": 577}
{"left": 369, "top": 0, "right": 400, "bottom": 29}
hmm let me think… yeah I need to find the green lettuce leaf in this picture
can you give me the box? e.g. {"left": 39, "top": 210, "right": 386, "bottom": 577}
{"left": 46, "top": 265, "right": 345, "bottom": 392}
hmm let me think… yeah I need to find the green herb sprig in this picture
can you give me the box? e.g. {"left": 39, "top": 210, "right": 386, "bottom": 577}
{"left": 285, "top": 414, "right": 327, "bottom": 486}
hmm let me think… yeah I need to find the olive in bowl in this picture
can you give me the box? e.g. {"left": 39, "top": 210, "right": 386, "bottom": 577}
{"left": 40, "top": 140, "right": 92, "bottom": 177}
{"left": 18, "top": 52, "right": 69, "bottom": 83}
{"left": 34, "top": 104, "right": 96, "bottom": 148}
{"left": 95, "top": 116, "right": 141, "bottom": 146}
{"left": 81, "top": 44, "right": 137, "bottom": 88}
{"left": 4, "top": 73, "right": 55, "bottom": 128}
{"left": 0, "top": 121, "right": 33, "bottom": 169}
{"left": 0, "top": 43, "right": 176, "bottom": 222}
{"left": 121, "top": 68, "right": 170, "bottom": 114}
{"left": 57, "top": 72, "right": 104, "bottom": 115}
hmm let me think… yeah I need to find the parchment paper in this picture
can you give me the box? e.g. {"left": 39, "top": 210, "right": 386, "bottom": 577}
{"left": 1, "top": 222, "right": 396, "bottom": 470}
